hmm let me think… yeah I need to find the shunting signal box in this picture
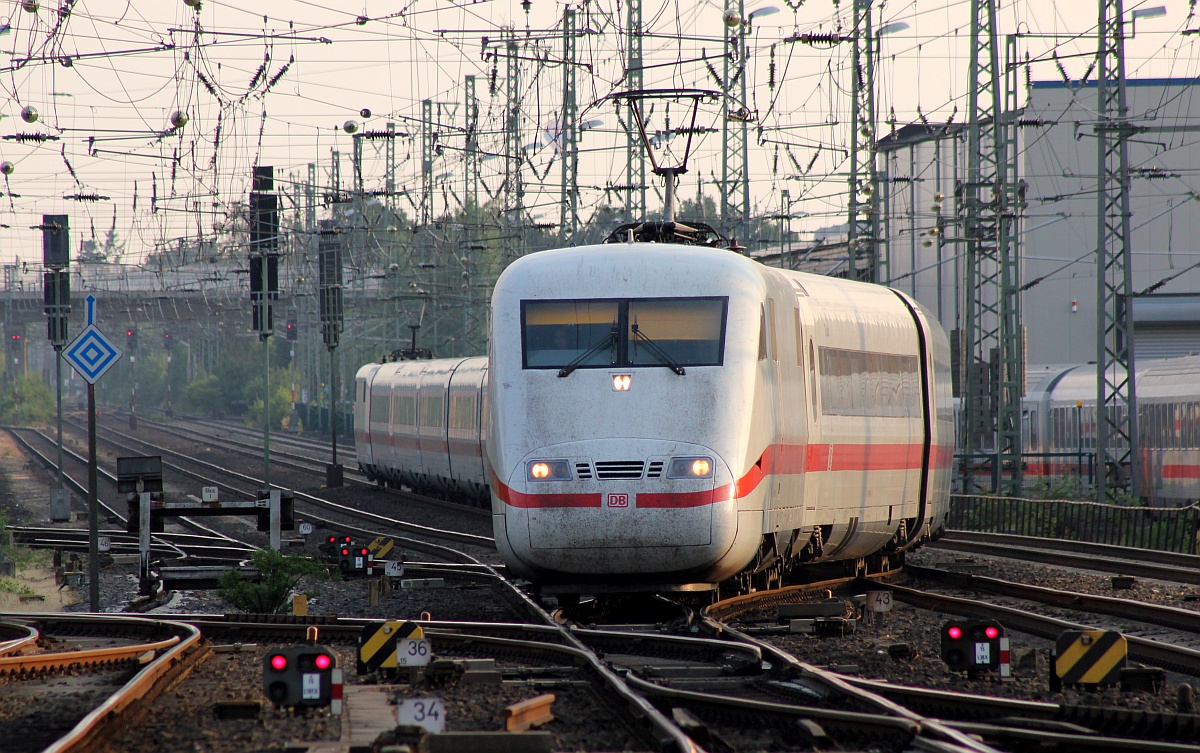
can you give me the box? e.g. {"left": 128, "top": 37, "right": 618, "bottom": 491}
{"left": 333, "top": 540, "right": 372, "bottom": 577}
{"left": 263, "top": 644, "right": 337, "bottom": 708}
{"left": 941, "top": 620, "right": 1005, "bottom": 673}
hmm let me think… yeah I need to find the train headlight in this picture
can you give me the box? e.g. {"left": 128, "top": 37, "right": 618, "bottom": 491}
{"left": 527, "top": 460, "right": 572, "bottom": 481}
{"left": 667, "top": 457, "right": 714, "bottom": 479}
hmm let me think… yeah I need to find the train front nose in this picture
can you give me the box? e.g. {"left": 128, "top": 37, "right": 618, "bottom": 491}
{"left": 494, "top": 439, "right": 738, "bottom": 581}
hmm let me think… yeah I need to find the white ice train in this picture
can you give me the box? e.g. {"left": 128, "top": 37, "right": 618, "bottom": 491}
{"left": 1023, "top": 354, "right": 1200, "bottom": 504}
{"left": 356, "top": 237, "right": 955, "bottom": 594}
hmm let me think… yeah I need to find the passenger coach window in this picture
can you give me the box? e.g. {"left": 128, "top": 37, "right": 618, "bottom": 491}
{"left": 818, "top": 347, "right": 920, "bottom": 417}
{"left": 522, "top": 297, "right": 727, "bottom": 370}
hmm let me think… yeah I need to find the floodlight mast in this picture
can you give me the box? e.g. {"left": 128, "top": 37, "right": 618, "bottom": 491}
{"left": 613, "top": 89, "right": 718, "bottom": 224}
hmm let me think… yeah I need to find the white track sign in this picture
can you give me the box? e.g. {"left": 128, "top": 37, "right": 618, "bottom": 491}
{"left": 398, "top": 698, "right": 445, "bottom": 733}
{"left": 865, "top": 591, "right": 893, "bottom": 613}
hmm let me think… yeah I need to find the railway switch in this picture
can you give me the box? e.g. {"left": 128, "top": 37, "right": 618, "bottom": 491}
{"left": 941, "top": 620, "right": 1004, "bottom": 672}
{"left": 262, "top": 644, "right": 337, "bottom": 708}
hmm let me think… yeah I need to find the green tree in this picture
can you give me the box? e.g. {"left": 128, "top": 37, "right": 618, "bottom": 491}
{"left": 217, "top": 549, "right": 328, "bottom": 614}
{"left": 4, "top": 376, "right": 54, "bottom": 424}
{"left": 181, "top": 374, "right": 225, "bottom": 416}
{"left": 247, "top": 381, "right": 294, "bottom": 431}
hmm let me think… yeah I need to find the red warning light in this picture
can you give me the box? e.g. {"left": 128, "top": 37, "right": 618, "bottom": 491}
{"left": 947, "top": 626, "right": 963, "bottom": 640}
{"left": 314, "top": 654, "right": 332, "bottom": 670}
{"left": 341, "top": 548, "right": 349, "bottom": 556}
{"left": 327, "top": 536, "right": 337, "bottom": 544}
{"left": 984, "top": 625, "right": 1000, "bottom": 640}
{"left": 270, "top": 654, "right": 288, "bottom": 671}
{"left": 360, "top": 548, "right": 369, "bottom": 556}
{"left": 342, "top": 536, "right": 352, "bottom": 543}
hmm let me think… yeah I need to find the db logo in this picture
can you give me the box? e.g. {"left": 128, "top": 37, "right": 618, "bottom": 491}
{"left": 607, "top": 493, "right": 630, "bottom": 508}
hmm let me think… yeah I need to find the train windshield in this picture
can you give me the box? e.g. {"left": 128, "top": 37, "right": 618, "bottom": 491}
{"left": 522, "top": 297, "right": 727, "bottom": 370}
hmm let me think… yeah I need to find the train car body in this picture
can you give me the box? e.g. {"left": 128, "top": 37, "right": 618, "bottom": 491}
{"left": 355, "top": 240, "right": 954, "bottom": 593}
{"left": 1024, "top": 354, "right": 1200, "bottom": 504}
{"left": 355, "top": 357, "right": 489, "bottom": 503}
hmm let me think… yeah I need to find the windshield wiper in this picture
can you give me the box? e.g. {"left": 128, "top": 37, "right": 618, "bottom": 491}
{"left": 631, "top": 322, "right": 686, "bottom": 375}
{"left": 557, "top": 326, "right": 617, "bottom": 377}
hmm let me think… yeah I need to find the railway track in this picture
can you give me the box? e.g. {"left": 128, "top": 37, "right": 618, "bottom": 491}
{"left": 0, "top": 615, "right": 205, "bottom": 753}
{"left": 931, "top": 529, "right": 1200, "bottom": 585}
{"left": 11, "top": 419, "right": 1200, "bottom": 750}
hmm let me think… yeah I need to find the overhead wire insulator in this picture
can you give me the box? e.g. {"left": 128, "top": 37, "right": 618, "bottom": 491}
{"left": 4, "top": 133, "right": 57, "bottom": 142}
{"left": 768, "top": 44, "right": 776, "bottom": 91}
{"left": 703, "top": 50, "right": 723, "bottom": 88}
{"left": 249, "top": 55, "right": 268, "bottom": 89}
{"left": 266, "top": 56, "right": 293, "bottom": 91}
{"left": 797, "top": 32, "right": 842, "bottom": 46}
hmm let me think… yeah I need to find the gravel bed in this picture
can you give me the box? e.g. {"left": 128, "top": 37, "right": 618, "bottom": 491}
{"left": 93, "top": 645, "right": 344, "bottom": 753}
{"left": 0, "top": 669, "right": 136, "bottom": 753}
{"left": 741, "top": 546, "right": 1200, "bottom": 715}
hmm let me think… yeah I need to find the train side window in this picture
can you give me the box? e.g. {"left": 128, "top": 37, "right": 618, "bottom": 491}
{"left": 768, "top": 298, "right": 779, "bottom": 362}
{"left": 758, "top": 304, "right": 768, "bottom": 361}
{"left": 794, "top": 308, "right": 804, "bottom": 367}
{"left": 450, "top": 394, "right": 477, "bottom": 431}
{"left": 370, "top": 391, "right": 389, "bottom": 423}
{"left": 808, "top": 341, "right": 818, "bottom": 416}
{"left": 420, "top": 394, "right": 445, "bottom": 428}
{"left": 396, "top": 395, "right": 417, "bottom": 427}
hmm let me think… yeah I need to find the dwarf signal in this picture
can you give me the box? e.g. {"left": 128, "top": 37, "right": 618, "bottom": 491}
{"left": 263, "top": 645, "right": 337, "bottom": 708}
{"left": 941, "top": 620, "right": 1005, "bottom": 673}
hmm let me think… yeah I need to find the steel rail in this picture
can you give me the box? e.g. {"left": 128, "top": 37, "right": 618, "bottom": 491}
{"left": 847, "top": 677, "right": 1200, "bottom": 745}
{"left": 941, "top": 529, "right": 1200, "bottom": 569}
{"left": 704, "top": 570, "right": 902, "bottom": 622}
{"left": 932, "top": 531, "right": 1200, "bottom": 585}
{"left": 0, "top": 634, "right": 182, "bottom": 675}
{"left": 38, "top": 616, "right": 204, "bottom": 753}
{"left": 698, "top": 616, "right": 1004, "bottom": 753}
{"left": 10, "top": 427, "right": 253, "bottom": 553}
{"left": 0, "top": 620, "right": 39, "bottom": 656}
{"left": 874, "top": 579, "right": 1200, "bottom": 678}
{"left": 908, "top": 563, "right": 1200, "bottom": 634}
{"left": 89, "top": 421, "right": 496, "bottom": 549}
{"left": 623, "top": 670, "right": 924, "bottom": 739}
{"left": 114, "top": 413, "right": 493, "bottom": 519}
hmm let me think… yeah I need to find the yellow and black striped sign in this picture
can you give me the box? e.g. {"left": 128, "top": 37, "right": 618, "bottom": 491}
{"left": 368, "top": 536, "right": 394, "bottom": 560}
{"left": 1054, "top": 630, "right": 1127, "bottom": 686}
{"left": 357, "top": 620, "right": 423, "bottom": 674}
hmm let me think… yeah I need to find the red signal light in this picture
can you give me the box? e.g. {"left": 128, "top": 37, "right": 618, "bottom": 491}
{"left": 341, "top": 548, "right": 349, "bottom": 556}
{"left": 270, "top": 654, "right": 288, "bottom": 671}
{"left": 984, "top": 625, "right": 1000, "bottom": 640}
{"left": 327, "top": 536, "right": 336, "bottom": 543}
{"left": 360, "top": 548, "right": 369, "bottom": 556}
{"left": 947, "top": 626, "right": 963, "bottom": 640}
{"left": 342, "top": 536, "right": 352, "bottom": 543}
{"left": 314, "top": 654, "right": 331, "bottom": 670}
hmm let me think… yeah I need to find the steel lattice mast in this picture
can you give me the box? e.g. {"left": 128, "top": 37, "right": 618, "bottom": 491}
{"left": 505, "top": 34, "right": 524, "bottom": 262}
{"left": 560, "top": 8, "right": 579, "bottom": 244}
{"left": 846, "top": 0, "right": 878, "bottom": 282}
{"left": 1095, "top": 0, "right": 1139, "bottom": 502}
{"left": 960, "top": 0, "right": 1022, "bottom": 493}
{"left": 625, "top": 0, "right": 646, "bottom": 222}
{"left": 721, "top": 0, "right": 750, "bottom": 248}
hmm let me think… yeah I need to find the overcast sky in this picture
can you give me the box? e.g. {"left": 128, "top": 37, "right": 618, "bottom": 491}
{"left": 0, "top": 0, "right": 1193, "bottom": 266}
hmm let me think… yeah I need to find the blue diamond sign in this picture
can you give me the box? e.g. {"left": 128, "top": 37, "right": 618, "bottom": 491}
{"left": 65, "top": 325, "right": 122, "bottom": 384}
